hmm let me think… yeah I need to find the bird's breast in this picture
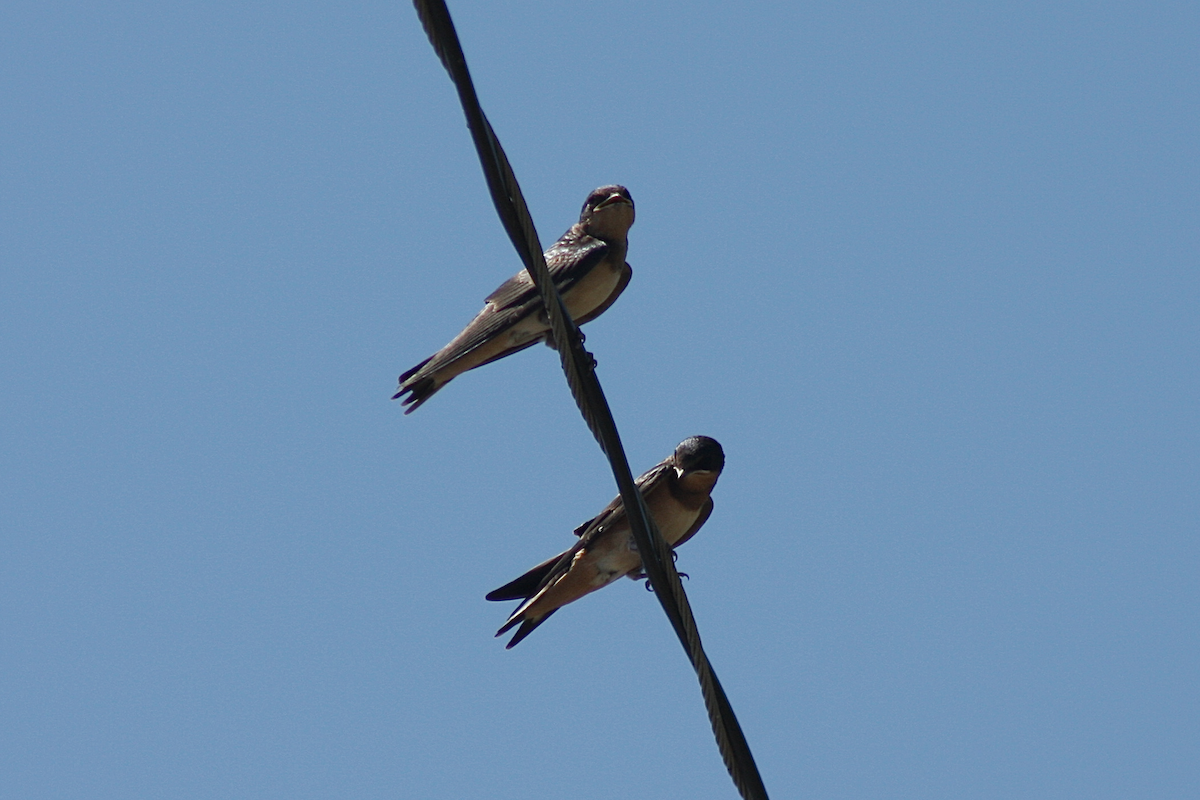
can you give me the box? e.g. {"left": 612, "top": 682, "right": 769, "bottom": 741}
{"left": 645, "top": 489, "right": 705, "bottom": 546}
{"left": 562, "top": 256, "right": 624, "bottom": 320}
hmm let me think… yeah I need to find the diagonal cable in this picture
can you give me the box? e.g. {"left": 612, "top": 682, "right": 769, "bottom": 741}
{"left": 410, "top": 3, "right": 769, "bottom": 798}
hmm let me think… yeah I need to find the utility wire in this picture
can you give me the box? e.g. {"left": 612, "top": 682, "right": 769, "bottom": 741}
{"left": 409, "top": 3, "right": 769, "bottom": 798}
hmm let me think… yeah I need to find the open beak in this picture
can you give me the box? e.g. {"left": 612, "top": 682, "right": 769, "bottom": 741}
{"left": 595, "top": 192, "right": 631, "bottom": 210}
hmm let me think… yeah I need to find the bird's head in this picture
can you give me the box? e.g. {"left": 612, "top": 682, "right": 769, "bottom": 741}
{"left": 579, "top": 185, "right": 635, "bottom": 240}
{"left": 673, "top": 436, "right": 725, "bottom": 493}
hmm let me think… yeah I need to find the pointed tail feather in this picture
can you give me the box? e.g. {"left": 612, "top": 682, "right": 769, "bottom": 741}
{"left": 393, "top": 377, "right": 442, "bottom": 413}
{"left": 398, "top": 355, "right": 433, "bottom": 385}
{"left": 499, "top": 609, "right": 558, "bottom": 649}
{"left": 393, "top": 355, "right": 441, "bottom": 411}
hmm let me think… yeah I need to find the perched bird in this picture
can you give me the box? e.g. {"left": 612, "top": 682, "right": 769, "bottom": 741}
{"left": 487, "top": 436, "right": 725, "bottom": 648}
{"left": 394, "top": 185, "right": 635, "bottom": 412}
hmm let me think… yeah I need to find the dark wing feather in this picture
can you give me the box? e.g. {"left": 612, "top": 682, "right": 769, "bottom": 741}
{"left": 482, "top": 268, "right": 536, "bottom": 309}
{"left": 486, "top": 552, "right": 563, "bottom": 601}
{"left": 398, "top": 233, "right": 612, "bottom": 399}
{"left": 469, "top": 338, "right": 541, "bottom": 370}
{"left": 417, "top": 303, "right": 529, "bottom": 374}
{"left": 571, "top": 460, "right": 674, "bottom": 542}
{"left": 483, "top": 234, "right": 609, "bottom": 312}
{"left": 416, "top": 237, "right": 609, "bottom": 375}
{"left": 544, "top": 236, "right": 611, "bottom": 294}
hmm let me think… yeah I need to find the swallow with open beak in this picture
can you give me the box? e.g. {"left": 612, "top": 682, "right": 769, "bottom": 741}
{"left": 487, "top": 436, "right": 724, "bottom": 648}
{"left": 393, "top": 185, "right": 635, "bottom": 412}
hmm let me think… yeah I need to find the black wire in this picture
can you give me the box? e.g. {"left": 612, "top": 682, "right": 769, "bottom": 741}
{"left": 409, "top": 3, "right": 770, "bottom": 798}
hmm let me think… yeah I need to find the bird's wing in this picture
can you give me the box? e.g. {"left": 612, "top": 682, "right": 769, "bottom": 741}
{"left": 571, "top": 460, "right": 674, "bottom": 543}
{"left": 470, "top": 252, "right": 626, "bottom": 371}
{"left": 416, "top": 238, "right": 610, "bottom": 374}
{"left": 407, "top": 236, "right": 611, "bottom": 386}
{"left": 483, "top": 236, "right": 610, "bottom": 312}
{"left": 486, "top": 552, "right": 566, "bottom": 602}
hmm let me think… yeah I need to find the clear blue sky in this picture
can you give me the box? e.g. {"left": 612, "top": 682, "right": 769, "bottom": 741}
{"left": 3, "top": 2, "right": 1197, "bottom": 798}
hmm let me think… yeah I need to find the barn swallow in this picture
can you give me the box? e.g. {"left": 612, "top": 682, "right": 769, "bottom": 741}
{"left": 487, "top": 436, "right": 725, "bottom": 648}
{"left": 393, "top": 185, "right": 635, "bottom": 412}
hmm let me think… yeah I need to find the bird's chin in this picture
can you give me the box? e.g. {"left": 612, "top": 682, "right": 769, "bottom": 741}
{"left": 679, "top": 469, "right": 719, "bottom": 493}
{"left": 588, "top": 204, "right": 635, "bottom": 237}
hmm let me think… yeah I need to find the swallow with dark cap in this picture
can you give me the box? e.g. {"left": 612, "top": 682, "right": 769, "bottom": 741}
{"left": 487, "top": 436, "right": 724, "bottom": 648}
{"left": 393, "top": 185, "right": 635, "bottom": 412}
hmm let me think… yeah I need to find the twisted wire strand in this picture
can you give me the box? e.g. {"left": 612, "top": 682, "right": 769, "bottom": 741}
{"left": 411, "top": 3, "right": 768, "bottom": 798}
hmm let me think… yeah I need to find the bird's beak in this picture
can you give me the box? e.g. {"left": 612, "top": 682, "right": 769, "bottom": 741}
{"left": 595, "top": 193, "right": 631, "bottom": 210}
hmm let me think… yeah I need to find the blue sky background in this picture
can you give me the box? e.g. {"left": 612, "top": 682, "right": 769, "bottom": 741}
{"left": 3, "top": 2, "right": 1198, "bottom": 798}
